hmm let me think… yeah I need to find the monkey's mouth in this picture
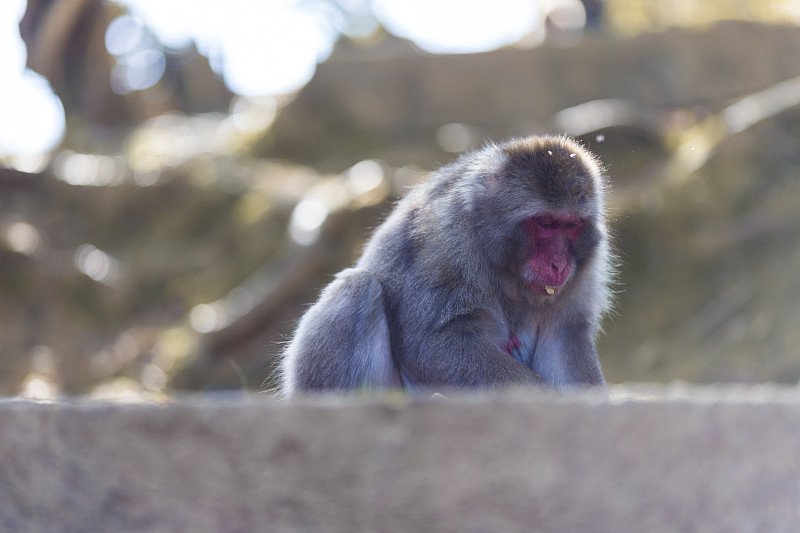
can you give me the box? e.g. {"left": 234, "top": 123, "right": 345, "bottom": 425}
{"left": 536, "top": 282, "right": 563, "bottom": 296}
{"left": 523, "top": 257, "right": 572, "bottom": 297}
{"left": 524, "top": 268, "right": 570, "bottom": 297}
{"left": 526, "top": 278, "right": 566, "bottom": 297}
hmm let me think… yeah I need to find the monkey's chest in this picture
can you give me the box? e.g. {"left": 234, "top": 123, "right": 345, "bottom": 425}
{"left": 500, "top": 328, "right": 539, "bottom": 368}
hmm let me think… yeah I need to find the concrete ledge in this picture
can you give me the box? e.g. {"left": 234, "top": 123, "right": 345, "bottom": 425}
{"left": 2, "top": 386, "right": 800, "bottom": 532}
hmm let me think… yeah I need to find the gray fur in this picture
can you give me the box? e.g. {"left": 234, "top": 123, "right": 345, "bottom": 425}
{"left": 279, "top": 135, "right": 614, "bottom": 396}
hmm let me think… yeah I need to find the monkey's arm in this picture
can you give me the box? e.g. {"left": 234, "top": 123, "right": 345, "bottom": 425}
{"left": 281, "top": 269, "right": 402, "bottom": 395}
{"left": 401, "top": 313, "right": 545, "bottom": 391}
{"left": 532, "top": 319, "right": 605, "bottom": 390}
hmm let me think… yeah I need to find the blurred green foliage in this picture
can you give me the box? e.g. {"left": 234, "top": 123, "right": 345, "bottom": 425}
{"left": 3, "top": 0, "right": 800, "bottom": 399}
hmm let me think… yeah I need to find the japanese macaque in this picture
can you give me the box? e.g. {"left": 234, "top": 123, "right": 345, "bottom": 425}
{"left": 280, "top": 135, "right": 614, "bottom": 396}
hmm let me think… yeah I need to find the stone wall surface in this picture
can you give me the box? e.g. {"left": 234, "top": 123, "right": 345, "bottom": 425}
{"left": 1, "top": 388, "right": 799, "bottom": 532}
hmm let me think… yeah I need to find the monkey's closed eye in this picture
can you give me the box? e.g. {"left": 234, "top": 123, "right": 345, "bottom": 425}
{"left": 537, "top": 217, "right": 556, "bottom": 229}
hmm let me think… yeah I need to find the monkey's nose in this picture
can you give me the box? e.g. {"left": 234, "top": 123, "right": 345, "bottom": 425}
{"left": 551, "top": 256, "right": 568, "bottom": 275}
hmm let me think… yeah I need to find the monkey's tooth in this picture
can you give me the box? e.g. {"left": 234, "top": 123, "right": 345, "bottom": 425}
{"left": 545, "top": 285, "right": 556, "bottom": 295}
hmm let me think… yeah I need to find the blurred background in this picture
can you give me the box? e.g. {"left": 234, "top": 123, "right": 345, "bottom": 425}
{"left": 2, "top": 0, "right": 800, "bottom": 400}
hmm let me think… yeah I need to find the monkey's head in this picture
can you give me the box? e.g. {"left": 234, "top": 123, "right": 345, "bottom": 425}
{"left": 478, "top": 136, "right": 607, "bottom": 299}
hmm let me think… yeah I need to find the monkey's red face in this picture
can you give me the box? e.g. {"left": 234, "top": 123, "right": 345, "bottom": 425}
{"left": 522, "top": 214, "right": 585, "bottom": 296}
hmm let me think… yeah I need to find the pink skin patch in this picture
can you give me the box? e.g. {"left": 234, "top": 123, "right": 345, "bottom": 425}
{"left": 523, "top": 215, "right": 584, "bottom": 295}
{"left": 501, "top": 333, "right": 521, "bottom": 355}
